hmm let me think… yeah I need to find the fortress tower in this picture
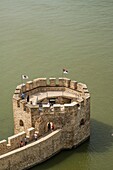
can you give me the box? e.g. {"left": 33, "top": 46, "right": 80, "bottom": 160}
{"left": 13, "top": 77, "right": 90, "bottom": 149}
{"left": 0, "top": 77, "right": 90, "bottom": 170}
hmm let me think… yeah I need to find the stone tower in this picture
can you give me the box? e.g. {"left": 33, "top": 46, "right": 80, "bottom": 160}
{"left": 13, "top": 77, "right": 90, "bottom": 148}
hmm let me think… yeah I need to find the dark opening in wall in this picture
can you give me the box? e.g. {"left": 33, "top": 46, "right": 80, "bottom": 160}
{"left": 24, "top": 107, "right": 26, "bottom": 111}
{"left": 17, "top": 101, "right": 20, "bottom": 107}
{"left": 77, "top": 103, "right": 80, "bottom": 107}
{"left": 19, "top": 120, "right": 24, "bottom": 126}
{"left": 77, "top": 103, "right": 81, "bottom": 110}
{"left": 80, "top": 118, "right": 85, "bottom": 127}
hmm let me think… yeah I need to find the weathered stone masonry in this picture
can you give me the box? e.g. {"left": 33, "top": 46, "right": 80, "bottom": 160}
{"left": 0, "top": 77, "right": 90, "bottom": 170}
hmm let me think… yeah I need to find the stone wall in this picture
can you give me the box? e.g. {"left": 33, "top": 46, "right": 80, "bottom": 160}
{"left": 13, "top": 97, "right": 35, "bottom": 134}
{"left": 0, "top": 128, "right": 35, "bottom": 156}
{"left": 0, "top": 129, "right": 62, "bottom": 170}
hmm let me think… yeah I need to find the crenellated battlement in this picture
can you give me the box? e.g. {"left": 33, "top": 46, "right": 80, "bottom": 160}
{"left": 13, "top": 77, "right": 90, "bottom": 107}
{"left": 13, "top": 77, "right": 88, "bottom": 96}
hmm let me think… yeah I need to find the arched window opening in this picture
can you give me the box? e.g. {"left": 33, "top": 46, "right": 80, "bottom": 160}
{"left": 47, "top": 122, "right": 54, "bottom": 131}
{"left": 19, "top": 120, "right": 24, "bottom": 126}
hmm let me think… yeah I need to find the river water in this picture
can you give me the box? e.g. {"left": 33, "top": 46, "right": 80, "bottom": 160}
{"left": 0, "top": 0, "right": 113, "bottom": 170}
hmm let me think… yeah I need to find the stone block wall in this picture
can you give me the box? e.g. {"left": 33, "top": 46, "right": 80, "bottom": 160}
{"left": 0, "top": 129, "right": 62, "bottom": 170}
{"left": 0, "top": 128, "right": 35, "bottom": 156}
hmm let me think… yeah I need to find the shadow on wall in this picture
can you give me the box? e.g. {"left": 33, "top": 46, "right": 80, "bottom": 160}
{"left": 30, "top": 118, "right": 113, "bottom": 170}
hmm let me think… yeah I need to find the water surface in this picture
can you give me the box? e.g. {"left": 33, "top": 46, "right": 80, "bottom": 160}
{"left": 0, "top": 0, "right": 113, "bottom": 170}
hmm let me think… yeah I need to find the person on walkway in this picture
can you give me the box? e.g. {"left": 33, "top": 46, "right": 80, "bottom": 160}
{"left": 20, "top": 141, "right": 24, "bottom": 147}
{"left": 21, "top": 93, "right": 25, "bottom": 99}
{"left": 51, "top": 123, "right": 54, "bottom": 131}
{"left": 48, "top": 122, "right": 51, "bottom": 131}
{"left": 24, "top": 137, "right": 27, "bottom": 145}
{"left": 34, "top": 133, "right": 38, "bottom": 141}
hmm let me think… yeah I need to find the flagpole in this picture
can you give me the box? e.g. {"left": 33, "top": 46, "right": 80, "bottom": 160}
{"left": 21, "top": 75, "right": 24, "bottom": 96}
{"left": 62, "top": 69, "right": 64, "bottom": 97}
{"left": 21, "top": 74, "right": 29, "bottom": 98}
{"left": 62, "top": 68, "right": 68, "bottom": 97}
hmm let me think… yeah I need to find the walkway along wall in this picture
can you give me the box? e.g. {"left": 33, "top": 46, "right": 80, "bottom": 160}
{"left": 0, "top": 129, "right": 62, "bottom": 170}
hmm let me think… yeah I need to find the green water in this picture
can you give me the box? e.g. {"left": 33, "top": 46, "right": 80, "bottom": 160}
{"left": 0, "top": 0, "right": 113, "bottom": 169}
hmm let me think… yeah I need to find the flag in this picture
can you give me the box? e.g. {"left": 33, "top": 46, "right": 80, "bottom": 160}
{"left": 22, "top": 75, "right": 29, "bottom": 79}
{"left": 63, "top": 68, "right": 68, "bottom": 74}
